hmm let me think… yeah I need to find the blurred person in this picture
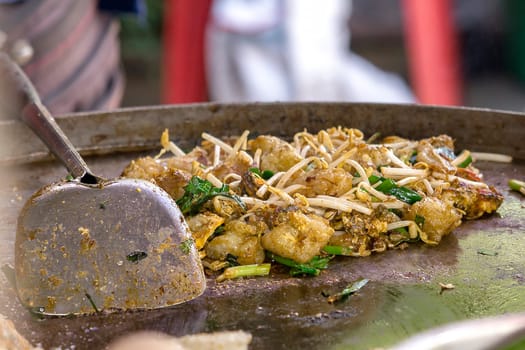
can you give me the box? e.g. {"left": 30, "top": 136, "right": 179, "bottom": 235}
{"left": 205, "top": 0, "right": 415, "bottom": 103}
{"left": 0, "top": 0, "right": 142, "bottom": 117}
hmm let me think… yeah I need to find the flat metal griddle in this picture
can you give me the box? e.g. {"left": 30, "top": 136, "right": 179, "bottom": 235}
{"left": 0, "top": 103, "right": 524, "bottom": 350}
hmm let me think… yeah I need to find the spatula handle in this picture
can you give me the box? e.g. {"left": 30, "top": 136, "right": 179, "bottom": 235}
{"left": 1, "top": 53, "right": 96, "bottom": 182}
{"left": 21, "top": 102, "right": 93, "bottom": 180}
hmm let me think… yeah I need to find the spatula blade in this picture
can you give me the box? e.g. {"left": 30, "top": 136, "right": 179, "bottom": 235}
{"left": 15, "top": 178, "right": 206, "bottom": 316}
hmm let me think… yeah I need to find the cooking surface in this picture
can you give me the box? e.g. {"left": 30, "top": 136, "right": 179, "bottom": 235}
{"left": 0, "top": 103, "right": 524, "bottom": 349}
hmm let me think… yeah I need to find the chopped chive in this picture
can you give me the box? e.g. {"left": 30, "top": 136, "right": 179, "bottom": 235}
{"left": 226, "top": 253, "right": 240, "bottom": 266}
{"left": 261, "top": 169, "right": 275, "bottom": 180}
{"left": 322, "top": 245, "right": 355, "bottom": 256}
{"left": 216, "top": 263, "right": 271, "bottom": 282}
{"left": 267, "top": 252, "right": 331, "bottom": 276}
{"left": 388, "top": 186, "right": 422, "bottom": 204}
{"left": 325, "top": 278, "right": 370, "bottom": 303}
{"left": 369, "top": 174, "right": 381, "bottom": 185}
{"left": 457, "top": 155, "right": 473, "bottom": 168}
{"left": 509, "top": 179, "right": 525, "bottom": 196}
{"left": 85, "top": 293, "right": 100, "bottom": 313}
{"left": 176, "top": 176, "right": 246, "bottom": 215}
{"left": 126, "top": 251, "right": 148, "bottom": 263}
{"left": 477, "top": 249, "right": 498, "bottom": 256}
{"left": 415, "top": 214, "right": 425, "bottom": 227}
{"left": 180, "top": 239, "right": 194, "bottom": 254}
{"left": 368, "top": 176, "right": 422, "bottom": 204}
{"left": 249, "top": 167, "right": 275, "bottom": 180}
{"left": 394, "top": 226, "right": 409, "bottom": 235}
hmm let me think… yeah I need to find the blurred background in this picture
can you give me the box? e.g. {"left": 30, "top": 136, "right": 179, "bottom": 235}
{"left": 3, "top": 0, "right": 525, "bottom": 113}
{"left": 120, "top": 0, "right": 525, "bottom": 111}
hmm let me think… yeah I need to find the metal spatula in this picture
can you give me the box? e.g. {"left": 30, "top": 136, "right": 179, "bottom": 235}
{"left": 1, "top": 54, "right": 206, "bottom": 316}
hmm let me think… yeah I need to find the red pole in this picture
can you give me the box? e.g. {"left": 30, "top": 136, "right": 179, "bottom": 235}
{"left": 162, "top": 0, "right": 211, "bottom": 104}
{"left": 402, "top": 0, "right": 463, "bottom": 105}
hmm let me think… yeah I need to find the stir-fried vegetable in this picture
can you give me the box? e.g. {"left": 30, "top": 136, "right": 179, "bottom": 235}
{"left": 176, "top": 176, "right": 246, "bottom": 215}
{"left": 121, "top": 127, "right": 504, "bottom": 281}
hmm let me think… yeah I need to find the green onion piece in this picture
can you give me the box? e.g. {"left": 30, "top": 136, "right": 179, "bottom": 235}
{"left": 414, "top": 214, "right": 426, "bottom": 227}
{"left": 267, "top": 252, "right": 331, "bottom": 276}
{"left": 180, "top": 239, "right": 194, "bottom": 254}
{"left": 389, "top": 186, "right": 422, "bottom": 204}
{"left": 213, "top": 225, "right": 225, "bottom": 236}
{"left": 368, "top": 174, "right": 381, "bottom": 185}
{"left": 375, "top": 178, "right": 397, "bottom": 192}
{"left": 261, "top": 170, "right": 274, "bottom": 180}
{"left": 85, "top": 293, "right": 100, "bottom": 313}
{"left": 249, "top": 167, "right": 274, "bottom": 180}
{"left": 477, "top": 249, "right": 498, "bottom": 256}
{"left": 394, "top": 226, "right": 409, "bottom": 235}
{"left": 434, "top": 148, "right": 475, "bottom": 168}
{"left": 225, "top": 253, "right": 240, "bottom": 266}
{"left": 304, "top": 255, "right": 332, "bottom": 269}
{"left": 369, "top": 176, "right": 422, "bottom": 204}
{"left": 390, "top": 227, "right": 421, "bottom": 246}
{"left": 457, "top": 155, "right": 473, "bottom": 168}
{"left": 322, "top": 245, "right": 356, "bottom": 256}
{"left": 325, "top": 278, "right": 370, "bottom": 303}
{"left": 216, "top": 263, "right": 271, "bottom": 282}
{"left": 509, "top": 179, "right": 525, "bottom": 196}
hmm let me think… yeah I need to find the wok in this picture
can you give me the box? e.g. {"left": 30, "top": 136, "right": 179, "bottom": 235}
{"left": 0, "top": 102, "right": 524, "bottom": 350}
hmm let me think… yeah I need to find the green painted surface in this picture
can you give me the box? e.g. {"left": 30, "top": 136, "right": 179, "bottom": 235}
{"left": 333, "top": 225, "right": 525, "bottom": 349}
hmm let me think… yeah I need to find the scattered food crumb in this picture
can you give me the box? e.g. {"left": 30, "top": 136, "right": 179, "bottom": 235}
{"left": 477, "top": 249, "right": 498, "bottom": 256}
{"left": 439, "top": 282, "right": 455, "bottom": 295}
